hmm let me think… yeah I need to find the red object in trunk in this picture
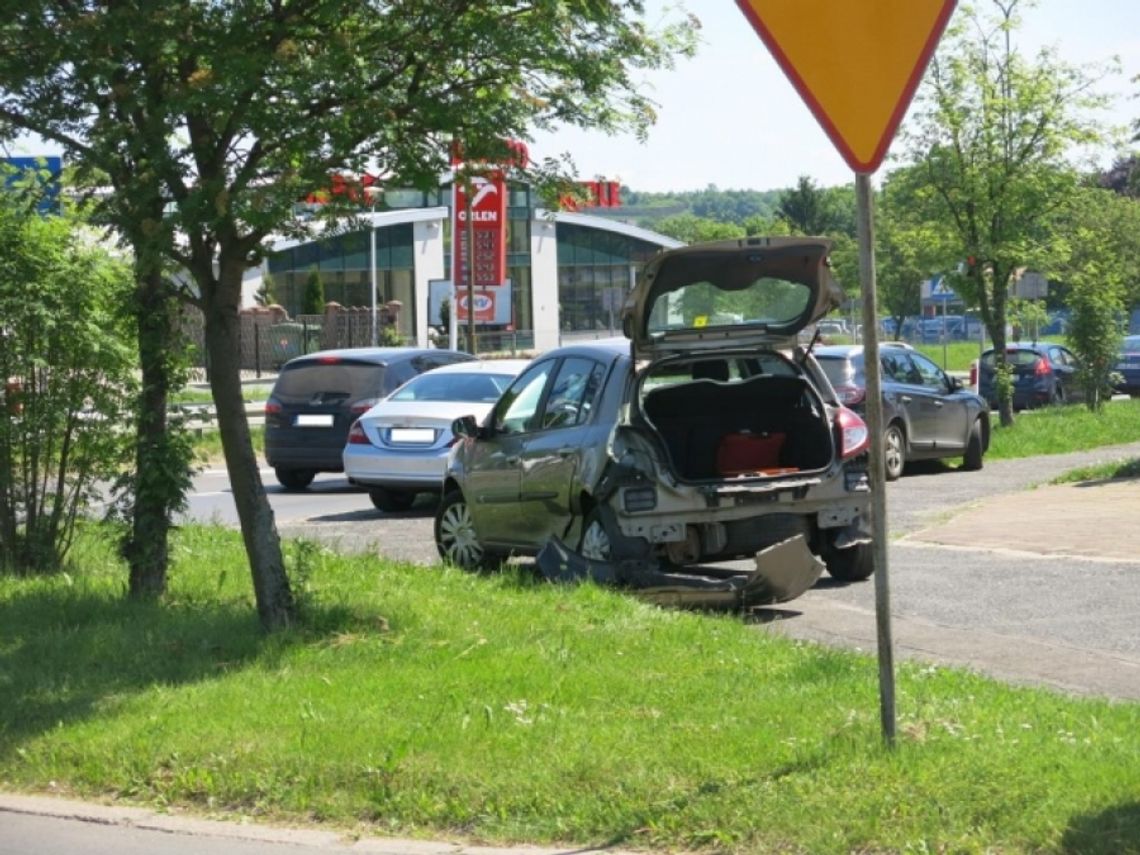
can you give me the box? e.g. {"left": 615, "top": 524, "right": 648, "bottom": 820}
{"left": 716, "top": 431, "right": 786, "bottom": 476}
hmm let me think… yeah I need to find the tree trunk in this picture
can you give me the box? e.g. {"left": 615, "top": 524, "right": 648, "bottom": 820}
{"left": 126, "top": 269, "right": 178, "bottom": 599}
{"left": 204, "top": 261, "right": 295, "bottom": 631}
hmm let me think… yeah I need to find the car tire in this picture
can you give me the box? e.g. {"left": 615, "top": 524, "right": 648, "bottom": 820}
{"left": 275, "top": 467, "right": 315, "bottom": 491}
{"left": 883, "top": 423, "right": 906, "bottom": 482}
{"left": 1051, "top": 385, "right": 1064, "bottom": 405}
{"left": 369, "top": 487, "right": 415, "bottom": 513}
{"left": 578, "top": 507, "right": 613, "bottom": 561}
{"left": 435, "top": 489, "right": 497, "bottom": 571}
{"left": 824, "top": 541, "right": 874, "bottom": 582}
{"left": 962, "top": 418, "right": 985, "bottom": 471}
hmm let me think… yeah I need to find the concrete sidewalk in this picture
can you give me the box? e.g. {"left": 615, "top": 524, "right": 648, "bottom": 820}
{"left": 906, "top": 477, "right": 1140, "bottom": 563}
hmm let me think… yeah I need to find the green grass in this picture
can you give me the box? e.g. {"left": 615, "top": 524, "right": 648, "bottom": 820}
{"left": 1, "top": 524, "right": 1138, "bottom": 853}
{"left": 171, "top": 385, "right": 274, "bottom": 405}
{"left": 1051, "top": 458, "right": 1140, "bottom": 484}
{"left": 987, "top": 398, "right": 1140, "bottom": 460}
{"left": 190, "top": 425, "right": 265, "bottom": 467}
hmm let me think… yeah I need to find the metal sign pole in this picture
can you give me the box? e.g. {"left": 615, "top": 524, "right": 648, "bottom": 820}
{"left": 855, "top": 172, "right": 896, "bottom": 746}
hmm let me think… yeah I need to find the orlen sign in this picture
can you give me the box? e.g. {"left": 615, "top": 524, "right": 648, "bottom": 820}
{"left": 452, "top": 170, "right": 507, "bottom": 289}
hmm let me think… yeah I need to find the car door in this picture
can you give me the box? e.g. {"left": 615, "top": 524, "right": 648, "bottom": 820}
{"left": 1049, "top": 345, "right": 1083, "bottom": 403}
{"left": 909, "top": 351, "right": 970, "bottom": 450}
{"left": 462, "top": 359, "right": 557, "bottom": 546}
{"left": 514, "top": 357, "right": 608, "bottom": 546}
{"left": 888, "top": 352, "right": 936, "bottom": 450}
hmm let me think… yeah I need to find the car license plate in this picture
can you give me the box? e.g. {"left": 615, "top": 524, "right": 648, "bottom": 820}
{"left": 295, "top": 414, "right": 334, "bottom": 427}
{"left": 390, "top": 428, "right": 435, "bottom": 444}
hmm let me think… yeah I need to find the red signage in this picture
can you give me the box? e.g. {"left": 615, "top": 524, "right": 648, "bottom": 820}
{"left": 454, "top": 289, "right": 498, "bottom": 323}
{"left": 452, "top": 170, "right": 507, "bottom": 288}
{"left": 304, "top": 172, "right": 381, "bottom": 206}
{"left": 560, "top": 179, "right": 622, "bottom": 211}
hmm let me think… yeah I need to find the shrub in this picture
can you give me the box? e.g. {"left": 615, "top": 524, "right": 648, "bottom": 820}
{"left": 0, "top": 192, "right": 136, "bottom": 574}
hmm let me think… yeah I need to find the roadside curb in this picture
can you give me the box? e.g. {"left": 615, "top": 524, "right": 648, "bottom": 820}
{"left": 0, "top": 793, "right": 640, "bottom": 855}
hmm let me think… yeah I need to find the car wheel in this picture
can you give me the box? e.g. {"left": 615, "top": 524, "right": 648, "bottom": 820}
{"left": 369, "top": 487, "right": 415, "bottom": 513}
{"left": 578, "top": 507, "right": 613, "bottom": 561}
{"left": 824, "top": 541, "right": 874, "bottom": 582}
{"left": 435, "top": 489, "right": 494, "bottom": 571}
{"left": 1050, "top": 385, "right": 1064, "bottom": 405}
{"left": 883, "top": 423, "right": 906, "bottom": 482}
{"left": 275, "top": 467, "right": 315, "bottom": 491}
{"left": 962, "top": 418, "right": 985, "bottom": 471}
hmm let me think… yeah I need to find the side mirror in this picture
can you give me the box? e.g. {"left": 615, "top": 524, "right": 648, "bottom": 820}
{"left": 452, "top": 414, "right": 479, "bottom": 440}
{"left": 947, "top": 375, "right": 962, "bottom": 392}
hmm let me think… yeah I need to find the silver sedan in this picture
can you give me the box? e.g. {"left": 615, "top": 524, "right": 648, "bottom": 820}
{"left": 343, "top": 359, "right": 530, "bottom": 511}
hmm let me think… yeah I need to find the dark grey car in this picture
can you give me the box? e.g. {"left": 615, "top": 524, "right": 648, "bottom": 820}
{"left": 814, "top": 344, "right": 990, "bottom": 481}
{"left": 264, "top": 346, "right": 475, "bottom": 490}
{"left": 435, "top": 237, "right": 876, "bottom": 589}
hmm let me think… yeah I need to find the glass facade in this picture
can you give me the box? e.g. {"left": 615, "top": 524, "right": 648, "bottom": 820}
{"left": 267, "top": 224, "right": 416, "bottom": 339}
{"left": 555, "top": 223, "right": 663, "bottom": 333}
{"left": 263, "top": 183, "right": 674, "bottom": 342}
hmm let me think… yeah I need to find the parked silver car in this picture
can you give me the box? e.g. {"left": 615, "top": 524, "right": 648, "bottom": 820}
{"left": 434, "top": 237, "right": 875, "bottom": 589}
{"left": 343, "top": 359, "right": 530, "bottom": 511}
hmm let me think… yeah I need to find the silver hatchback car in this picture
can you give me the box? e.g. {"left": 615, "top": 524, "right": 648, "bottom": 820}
{"left": 435, "top": 237, "right": 874, "bottom": 588}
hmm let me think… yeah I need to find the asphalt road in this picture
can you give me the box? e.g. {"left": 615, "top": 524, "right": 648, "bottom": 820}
{"left": 186, "top": 439, "right": 1140, "bottom": 700}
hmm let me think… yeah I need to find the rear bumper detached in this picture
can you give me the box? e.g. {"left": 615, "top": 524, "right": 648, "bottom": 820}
{"left": 535, "top": 533, "right": 825, "bottom": 612}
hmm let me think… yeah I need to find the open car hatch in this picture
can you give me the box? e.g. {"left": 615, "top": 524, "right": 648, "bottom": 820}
{"left": 622, "top": 236, "right": 843, "bottom": 361}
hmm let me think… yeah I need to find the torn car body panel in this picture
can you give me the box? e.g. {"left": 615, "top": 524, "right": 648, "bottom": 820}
{"left": 535, "top": 533, "right": 824, "bottom": 611}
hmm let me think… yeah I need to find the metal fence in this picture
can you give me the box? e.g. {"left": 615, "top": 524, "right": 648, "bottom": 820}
{"left": 183, "top": 306, "right": 406, "bottom": 381}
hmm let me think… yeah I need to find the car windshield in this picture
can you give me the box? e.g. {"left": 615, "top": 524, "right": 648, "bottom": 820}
{"left": 1122, "top": 336, "right": 1140, "bottom": 351}
{"left": 390, "top": 371, "right": 514, "bottom": 403}
{"left": 645, "top": 254, "right": 814, "bottom": 334}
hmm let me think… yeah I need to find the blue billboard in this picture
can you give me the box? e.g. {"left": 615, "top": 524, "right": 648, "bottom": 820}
{"left": 3, "top": 155, "right": 63, "bottom": 215}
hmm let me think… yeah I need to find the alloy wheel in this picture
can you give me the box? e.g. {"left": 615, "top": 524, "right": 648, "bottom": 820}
{"left": 579, "top": 516, "right": 612, "bottom": 561}
{"left": 437, "top": 496, "right": 484, "bottom": 569}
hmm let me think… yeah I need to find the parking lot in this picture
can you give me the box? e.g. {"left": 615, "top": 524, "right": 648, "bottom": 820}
{"left": 187, "top": 438, "right": 1140, "bottom": 699}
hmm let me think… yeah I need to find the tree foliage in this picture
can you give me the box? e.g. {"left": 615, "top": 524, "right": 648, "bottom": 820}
{"left": 301, "top": 268, "right": 326, "bottom": 316}
{"left": 0, "top": 1, "right": 697, "bottom": 629}
{"left": 897, "top": 0, "right": 1113, "bottom": 425}
{"left": 0, "top": 183, "right": 135, "bottom": 574}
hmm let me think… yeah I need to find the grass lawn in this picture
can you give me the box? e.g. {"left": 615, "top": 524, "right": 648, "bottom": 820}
{"left": 1, "top": 524, "right": 1138, "bottom": 854}
{"left": 987, "top": 398, "right": 1140, "bottom": 460}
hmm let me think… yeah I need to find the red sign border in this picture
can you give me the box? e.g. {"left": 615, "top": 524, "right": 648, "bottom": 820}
{"left": 735, "top": 0, "right": 957, "bottom": 174}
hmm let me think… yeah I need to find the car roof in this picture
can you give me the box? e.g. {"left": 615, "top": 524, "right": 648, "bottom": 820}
{"left": 415, "top": 358, "right": 532, "bottom": 376}
{"left": 530, "top": 337, "right": 630, "bottom": 362}
{"left": 283, "top": 346, "right": 469, "bottom": 367}
{"left": 813, "top": 343, "right": 914, "bottom": 359}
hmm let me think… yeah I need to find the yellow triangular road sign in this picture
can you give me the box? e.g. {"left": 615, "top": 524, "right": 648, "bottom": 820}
{"left": 736, "top": 0, "right": 956, "bottom": 173}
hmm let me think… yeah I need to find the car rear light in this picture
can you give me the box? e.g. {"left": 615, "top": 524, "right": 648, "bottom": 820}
{"left": 350, "top": 397, "right": 379, "bottom": 415}
{"left": 834, "top": 384, "right": 866, "bottom": 406}
{"left": 834, "top": 407, "right": 870, "bottom": 459}
{"left": 347, "top": 421, "right": 370, "bottom": 445}
{"left": 264, "top": 400, "right": 282, "bottom": 416}
{"left": 317, "top": 356, "right": 341, "bottom": 364}
{"left": 1033, "top": 357, "right": 1051, "bottom": 377}
{"left": 969, "top": 361, "right": 978, "bottom": 387}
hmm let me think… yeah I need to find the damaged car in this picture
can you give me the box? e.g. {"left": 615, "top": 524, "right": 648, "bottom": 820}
{"left": 434, "top": 237, "right": 874, "bottom": 606}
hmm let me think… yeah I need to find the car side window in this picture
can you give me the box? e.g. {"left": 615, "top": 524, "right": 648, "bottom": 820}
{"left": 909, "top": 352, "right": 949, "bottom": 390}
{"left": 494, "top": 360, "right": 555, "bottom": 434}
{"left": 539, "top": 358, "right": 604, "bottom": 429}
{"left": 880, "top": 352, "right": 906, "bottom": 382}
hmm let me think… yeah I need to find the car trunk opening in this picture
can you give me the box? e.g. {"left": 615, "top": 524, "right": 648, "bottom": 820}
{"left": 640, "top": 371, "right": 834, "bottom": 482}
